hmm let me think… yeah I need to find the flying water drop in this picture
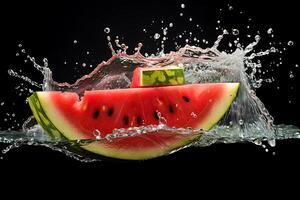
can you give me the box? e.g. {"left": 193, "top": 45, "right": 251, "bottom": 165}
{"left": 104, "top": 27, "right": 110, "bottom": 34}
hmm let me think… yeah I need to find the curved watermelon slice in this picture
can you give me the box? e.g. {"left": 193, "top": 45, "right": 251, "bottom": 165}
{"left": 28, "top": 83, "right": 239, "bottom": 160}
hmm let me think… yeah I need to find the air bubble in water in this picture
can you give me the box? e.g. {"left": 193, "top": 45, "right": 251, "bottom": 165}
{"left": 104, "top": 27, "right": 110, "bottom": 34}
{"left": 287, "top": 41, "right": 294, "bottom": 46}
{"left": 228, "top": 5, "right": 233, "bottom": 10}
{"left": 189, "top": 18, "right": 192, "bottom": 21}
{"left": 295, "top": 64, "right": 299, "bottom": 68}
{"left": 16, "top": 53, "right": 19, "bottom": 57}
{"left": 82, "top": 63, "right": 86, "bottom": 67}
{"left": 0, "top": 102, "right": 4, "bottom": 106}
{"left": 21, "top": 49, "right": 26, "bottom": 53}
{"left": 154, "top": 33, "right": 160, "bottom": 40}
{"left": 180, "top": 13, "right": 183, "bottom": 17}
{"left": 181, "top": 4, "right": 185, "bottom": 9}
{"left": 169, "top": 23, "right": 173, "bottom": 28}
{"left": 18, "top": 44, "right": 22, "bottom": 48}
{"left": 73, "top": 40, "right": 78, "bottom": 44}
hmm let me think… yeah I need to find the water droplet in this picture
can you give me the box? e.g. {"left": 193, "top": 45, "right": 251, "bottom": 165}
{"left": 169, "top": 23, "right": 173, "bottom": 28}
{"left": 232, "top": 29, "right": 239, "bottom": 35}
{"left": 16, "top": 53, "right": 19, "bottom": 56}
{"left": 289, "top": 71, "right": 294, "bottom": 78}
{"left": 287, "top": 41, "right": 294, "bottom": 46}
{"left": 18, "top": 43, "right": 22, "bottom": 48}
{"left": 270, "top": 47, "right": 276, "bottom": 53}
{"left": 73, "top": 40, "right": 78, "bottom": 44}
{"left": 268, "top": 139, "right": 276, "bottom": 147}
{"left": 0, "top": 102, "right": 4, "bottom": 106}
{"left": 82, "top": 63, "right": 86, "bottom": 67}
{"left": 86, "top": 51, "right": 90, "bottom": 55}
{"left": 163, "top": 28, "right": 168, "bottom": 35}
{"left": 255, "top": 35, "right": 261, "bottom": 42}
{"left": 189, "top": 18, "right": 192, "bottom": 21}
{"left": 154, "top": 33, "right": 160, "bottom": 40}
{"left": 295, "top": 64, "right": 299, "bottom": 68}
{"left": 21, "top": 49, "right": 26, "bottom": 53}
{"left": 64, "top": 61, "right": 67, "bottom": 65}
{"left": 181, "top": 4, "right": 185, "bottom": 9}
{"left": 185, "top": 39, "right": 189, "bottom": 43}
{"left": 191, "top": 112, "right": 197, "bottom": 118}
{"left": 228, "top": 5, "right": 233, "bottom": 10}
{"left": 217, "top": 20, "right": 220, "bottom": 24}
{"left": 254, "top": 139, "right": 262, "bottom": 146}
{"left": 267, "top": 28, "right": 273, "bottom": 34}
{"left": 180, "top": 13, "right": 183, "bottom": 17}
{"left": 93, "top": 129, "right": 102, "bottom": 140}
{"left": 104, "top": 27, "right": 110, "bottom": 34}
{"left": 239, "top": 119, "right": 244, "bottom": 125}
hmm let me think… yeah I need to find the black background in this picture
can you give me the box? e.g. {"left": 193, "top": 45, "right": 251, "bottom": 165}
{"left": 0, "top": 0, "right": 300, "bottom": 185}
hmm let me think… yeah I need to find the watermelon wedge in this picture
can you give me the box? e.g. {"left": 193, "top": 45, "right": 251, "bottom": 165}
{"left": 131, "top": 66, "right": 185, "bottom": 87}
{"left": 28, "top": 83, "right": 239, "bottom": 160}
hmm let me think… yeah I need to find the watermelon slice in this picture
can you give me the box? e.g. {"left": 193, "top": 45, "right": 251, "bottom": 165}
{"left": 28, "top": 83, "right": 239, "bottom": 160}
{"left": 131, "top": 66, "right": 185, "bottom": 88}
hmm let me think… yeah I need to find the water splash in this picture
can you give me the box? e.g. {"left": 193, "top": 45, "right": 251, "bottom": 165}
{"left": 1, "top": 3, "right": 299, "bottom": 161}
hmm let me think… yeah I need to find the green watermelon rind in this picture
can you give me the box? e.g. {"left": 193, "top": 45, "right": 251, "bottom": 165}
{"left": 28, "top": 93, "right": 63, "bottom": 140}
{"left": 28, "top": 93, "right": 202, "bottom": 160}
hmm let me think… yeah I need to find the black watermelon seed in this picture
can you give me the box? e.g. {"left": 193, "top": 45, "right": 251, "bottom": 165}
{"left": 136, "top": 116, "right": 143, "bottom": 125}
{"left": 108, "top": 108, "right": 114, "bottom": 117}
{"left": 169, "top": 105, "right": 174, "bottom": 113}
{"left": 123, "top": 115, "right": 129, "bottom": 125}
{"left": 153, "top": 111, "right": 160, "bottom": 120}
{"left": 93, "top": 110, "right": 100, "bottom": 119}
{"left": 182, "top": 96, "right": 190, "bottom": 102}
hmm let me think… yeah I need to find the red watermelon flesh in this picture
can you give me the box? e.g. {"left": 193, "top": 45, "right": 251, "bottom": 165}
{"left": 28, "top": 83, "right": 239, "bottom": 160}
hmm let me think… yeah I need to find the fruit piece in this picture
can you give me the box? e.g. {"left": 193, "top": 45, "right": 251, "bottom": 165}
{"left": 28, "top": 83, "right": 240, "bottom": 160}
{"left": 131, "top": 66, "right": 185, "bottom": 87}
